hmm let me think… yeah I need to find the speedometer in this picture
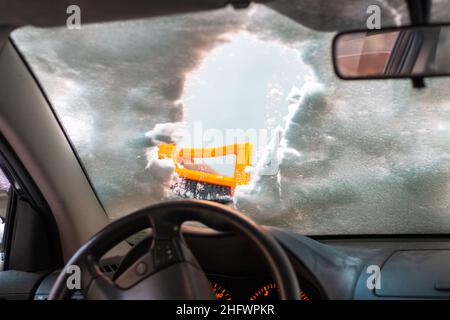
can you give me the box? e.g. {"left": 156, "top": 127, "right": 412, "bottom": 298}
{"left": 210, "top": 282, "right": 232, "bottom": 300}
{"left": 249, "top": 282, "right": 310, "bottom": 300}
{"left": 249, "top": 283, "right": 276, "bottom": 300}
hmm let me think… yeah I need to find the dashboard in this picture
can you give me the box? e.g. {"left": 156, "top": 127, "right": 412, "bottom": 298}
{"left": 33, "top": 269, "right": 318, "bottom": 300}
{"left": 33, "top": 271, "right": 318, "bottom": 301}
{"left": 6, "top": 226, "right": 450, "bottom": 300}
{"left": 33, "top": 227, "right": 323, "bottom": 300}
{"left": 98, "top": 228, "right": 322, "bottom": 301}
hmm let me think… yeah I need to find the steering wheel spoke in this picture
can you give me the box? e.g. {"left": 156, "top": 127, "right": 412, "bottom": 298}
{"left": 149, "top": 214, "right": 201, "bottom": 269}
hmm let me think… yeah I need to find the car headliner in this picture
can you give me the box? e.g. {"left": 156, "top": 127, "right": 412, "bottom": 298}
{"left": 0, "top": 0, "right": 410, "bottom": 31}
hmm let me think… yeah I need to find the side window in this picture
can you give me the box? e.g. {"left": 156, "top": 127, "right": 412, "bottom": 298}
{"left": 0, "top": 167, "right": 10, "bottom": 215}
{"left": 0, "top": 167, "right": 11, "bottom": 270}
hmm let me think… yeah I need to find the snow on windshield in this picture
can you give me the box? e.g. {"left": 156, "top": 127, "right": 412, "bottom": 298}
{"left": 12, "top": 4, "right": 450, "bottom": 234}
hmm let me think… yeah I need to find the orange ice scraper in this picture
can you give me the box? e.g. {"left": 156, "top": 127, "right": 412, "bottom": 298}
{"left": 158, "top": 142, "right": 252, "bottom": 202}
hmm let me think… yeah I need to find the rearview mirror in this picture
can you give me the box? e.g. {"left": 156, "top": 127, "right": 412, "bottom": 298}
{"left": 333, "top": 24, "right": 450, "bottom": 79}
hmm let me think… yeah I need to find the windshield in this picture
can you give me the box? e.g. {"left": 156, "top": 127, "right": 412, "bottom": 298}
{"left": 11, "top": 3, "right": 450, "bottom": 235}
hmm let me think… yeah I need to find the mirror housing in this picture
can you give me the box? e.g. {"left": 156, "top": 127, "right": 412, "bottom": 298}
{"left": 333, "top": 24, "right": 450, "bottom": 80}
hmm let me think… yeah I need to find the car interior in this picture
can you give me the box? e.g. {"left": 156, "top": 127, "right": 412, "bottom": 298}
{"left": 1, "top": 0, "right": 450, "bottom": 301}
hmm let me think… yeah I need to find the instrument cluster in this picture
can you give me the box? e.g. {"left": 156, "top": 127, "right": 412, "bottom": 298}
{"left": 208, "top": 274, "right": 317, "bottom": 301}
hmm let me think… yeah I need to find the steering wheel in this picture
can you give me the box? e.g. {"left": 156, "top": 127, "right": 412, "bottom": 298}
{"left": 48, "top": 200, "right": 300, "bottom": 300}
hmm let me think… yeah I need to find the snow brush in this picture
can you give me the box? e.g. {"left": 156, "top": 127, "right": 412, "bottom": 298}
{"left": 157, "top": 142, "right": 253, "bottom": 202}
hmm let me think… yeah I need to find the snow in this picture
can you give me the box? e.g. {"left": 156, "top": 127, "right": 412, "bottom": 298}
{"left": 234, "top": 37, "right": 450, "bottom": 234}
{"left": 144, "top": 122, "right": 185, "bottom": 145}
{"left": 11, "top": 4, "right": 450, "bottom": 234}
{"left": 0, "top": 171, "right": 10, "bottom": 192}
{"left": 256, "top": 127, "right": 282, "bottom": 176}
